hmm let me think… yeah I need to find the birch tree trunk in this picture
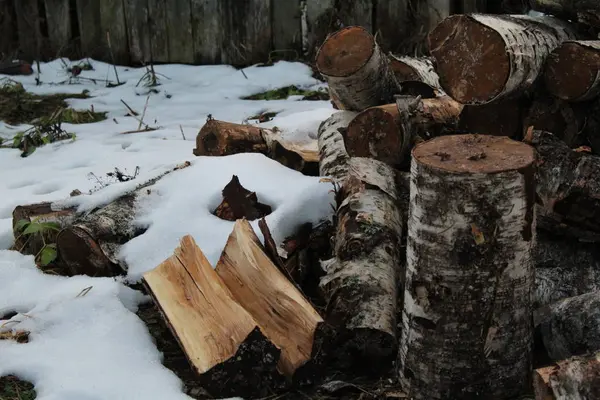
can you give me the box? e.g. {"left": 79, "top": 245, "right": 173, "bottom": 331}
{"left": 399, "top": 134, "right": 536, "bottom": 399}
{"left": 316, "top": 111, "right": 357, "bottom": 182}
{"left": 429, "top": 14, "right": 577, "bottom": 104}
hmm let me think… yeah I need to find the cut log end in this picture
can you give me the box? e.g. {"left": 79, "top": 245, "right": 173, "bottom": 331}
{"left": 544, "top": 41, "right": 600, "bottom": 102}
{"left": 316, "top": 26, "right": 375, "bottom": 78}
{"left": 389, "top": 58, "right": 421, "bottom": 82}
{"left": 194, "top": 119, "right": 268, "bottom": 157}
{"left": 56, "top": 227, "right": 121, "bottom": 277}
{"left": 412, "top": 134, "right": 535, "bottom": 174}
{"left": 429, "top": 15, "right": 509, "bottom": 104}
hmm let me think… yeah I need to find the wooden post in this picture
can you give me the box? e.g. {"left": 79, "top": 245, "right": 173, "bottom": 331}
{"left": 190, "top": 0, "right": 222, "bottom": 64}
{"left": 44, "top": 0, "right": 72, "bottom": 57}
{"left": 165, "top": 0, "right": 194, "bottom": 64}
{"left": 399, "top": 134, "right": 536, "bottom": 399}
{"left": 123, "top": 0, "right": 151, "bottom": 64}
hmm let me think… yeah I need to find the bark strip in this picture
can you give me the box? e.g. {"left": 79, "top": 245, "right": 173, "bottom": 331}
{"left": 388, "top": 55, "right": 441, "bottom": 89}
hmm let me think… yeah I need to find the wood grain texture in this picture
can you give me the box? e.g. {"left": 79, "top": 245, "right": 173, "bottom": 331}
{"left": 147, "top": 0, "right": 169, "bottom": 62}
{"left": 76, "top": 0, "right": 103, "bottom": 59}
{"left": 123, "top": 0, "right": 151, "bottom": 64}
{"left": 99, "top": 0, "right": 130, "bottom": 64}
{"left": 190, "top": 0, "right": 222, "bottom": 64}
{"left": 166, "top": 0, "right": 194, "bottom": 63}
{"left": 216, "top": 219, "right": 323, "bottom": 376}
{"left": 272, "top": 0, "right": 302, "bottom": 56}
{"left": 44, "top": 0, "right": 71, "bottom": 57}
{"left": 13, "top": 0, "right": 40, "bottom": 60}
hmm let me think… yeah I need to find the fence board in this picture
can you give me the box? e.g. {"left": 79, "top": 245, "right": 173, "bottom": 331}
{"left": 13, "top": 0, "right": 40, "bottom": 60}
{"left": 305, "top": 0, "right": 335, "bottom": 59}
{"left": 147, "top": 0, "right": 169, "bottom": 62}
{"left": 99, "top": 0, "right": 130, "bottom": 65}
{"left": 0, "top": 0, "right": 17, "bottom": 59}
{"left": 272, "top": 0, "right": 302, "bottom": 58}
{"left": 44, "top": 0, "right": 71, "bottom": 57}
{"left": 166, "top": 0, "right": 194, "bottom": 63}
{"left": 76, "top": 0, "right": 103, "bottom": 59}
{"left": 456, "top": 0, "right": 487, "bottom": 13}
{"left": 338, "top": 0, "right": 373, "bottom": 32}
{"left": 375, "top": 0, "right": 409, "bottom": 53}
{"left": 123, "top": 0, "right": 151, "bottom": 64}
{"left": 220, "top": 0, "right": 272, "bottom": 66}
{"left": 190, "top": 0, "right": 222, "bottom": 64}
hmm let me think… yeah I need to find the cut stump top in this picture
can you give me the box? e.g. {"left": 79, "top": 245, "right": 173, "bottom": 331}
{"left": 429, "top": 15, "right": 510, "bottom": 104}
{"left": 412, "top": 134, "right": 535, "bottom": 174}
{"left": 316, "top": 26, "right": 375, "bottom": 77}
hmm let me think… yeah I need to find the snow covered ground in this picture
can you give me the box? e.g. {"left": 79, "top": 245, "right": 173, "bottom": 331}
{"left": 0, "top": 59, "right": 337, "bottom": 399}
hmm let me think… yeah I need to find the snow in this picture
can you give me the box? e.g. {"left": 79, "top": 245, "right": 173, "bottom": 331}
{"left": 0, "top": 58, "right": 335, "bottom": 399}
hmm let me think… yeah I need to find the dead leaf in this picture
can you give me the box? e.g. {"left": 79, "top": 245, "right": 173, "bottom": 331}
{"left": 471, "top": 224, "right": 485, "bottom": 245}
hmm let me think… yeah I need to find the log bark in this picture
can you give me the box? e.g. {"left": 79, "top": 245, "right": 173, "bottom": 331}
{"left": 315, "top": 26, "right": 400, "bottom": 111}
{"left": 388, "top": 55, "right": 441, "bottom": 89}
{"left": 215, "top": 219, "right": 323, "bottom": 377}
{"left": 142, "top": 235, "right": 285, "bottom": 398}
{"left": 544, "top": 40, "right": 600, "bottom": 102}
{"left": 343, "top": 95, "right": 463, "bottom": 167}
{"left": 530, "top": 0, "right": 600, "bottom": 28}
{"left": 193, "top": 119, "right": 319, "bottom": 174}
{"left": 534, "top": 291, "right": 600, "bottom": 363}
{"left": 317, "top": 111, "right": 357, "bottom": 183}
{"left": 526, "top": 130, "right": 600, "bottom": 242}
{"left": 534, "top": 353, "right": 600, "bottom": 400}
{"left": 398, "top": 134, "right": 536, "bottom": 399}
{"left": 429, "top": 14, "right": 577, "bottom": 104}
{"left": 319, "top": 157, "right": 403, "bottom": 373}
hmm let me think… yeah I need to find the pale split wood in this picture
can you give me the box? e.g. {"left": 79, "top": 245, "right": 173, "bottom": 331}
{"left": 215, "top": 219, "right": 323, "bottom": 376}
{"left": 317, "top": 111, "right": 356, "bottom": 182}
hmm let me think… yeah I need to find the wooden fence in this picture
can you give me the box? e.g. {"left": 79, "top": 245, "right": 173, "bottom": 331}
{"left": 0, "top": 0, "right": 526, "bottom": 67}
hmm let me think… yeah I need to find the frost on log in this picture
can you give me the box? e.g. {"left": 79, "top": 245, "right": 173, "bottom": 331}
{"left": 398, "top": 135, "right": 536, "bottom": 399}
{"left": 315, "top": 26, "right": 400, "bottom": 111}
{"left": 428, "top": 14, "right": 576, "bottom": 104}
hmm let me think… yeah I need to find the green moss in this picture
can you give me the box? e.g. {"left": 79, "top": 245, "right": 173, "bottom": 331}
{"left": 242, "top": 85, "right": 329, "bottom": 101}
{"left": 0, "top": 376, "right": 36, "bottom": 400}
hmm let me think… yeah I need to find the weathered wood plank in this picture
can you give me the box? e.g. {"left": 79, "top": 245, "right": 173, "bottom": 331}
{"left": 147, "top": 0, "right": 169, "bottom": 62}
{"left": 338, "top": 0, "right": 373, "bottom": 32}
{"left": 457, "top": 0, "right": 488, "bottom": 13}
{"left": 166, "top": 0, "right": 194, "bottom": 63}
{"left": 304, "top": 0, "right": 336, "bottom": 58}
{"left": 13, "top": 0, "right": 40, "bottom": 60}
{"left": 99, "top": 0, "right": 130, "bottom": 65}
{"left": 44, "top": 0, "right": 71, "bottom": 57}
{"left": 123, "top": 0, "right": 151, "bottom": 64}
{"left": 0, "top": 0, "right": 18, "bottom": 59}
{"left": 76, "top": 0, "right": 103, "bottom": 59}
{"left": 190, "top": 0, "right": 222, "bottom": 64}
{"left": 375, "top": 0, "right": 409, "bottom": 53}
{"left": 272, "top": 0, "right": 302, "bottom": 58}
{"left": 220, "top": 0, "right": 272, "bottom": 66}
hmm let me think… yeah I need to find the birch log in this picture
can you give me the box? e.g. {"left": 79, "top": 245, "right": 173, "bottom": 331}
{"left": 315, "top": 26, "right": 400, "bottom": 111}
{"left": 534, "top": 353, "right": 600, "bottom": 400}
{"left": 429, "top": 14, "right": 576, "bottom": 104}
{"left": 388, "top": 55, "right": 441, "bottom": 89}
{"left": 530, "top": 0, "right": 600, "bottom": 28}
{"left": 544, "top": 41, "right": 600, "bottom": 102}
{"left": 535, "top": 291, "right": 600, "bottom": 363}
{"left": 399, "top": 134, "right": 536, "bottom": 399}
{"left": 316, "top": 111, "right": 357, "bottom": 182}
{"left": 320, "top": 157, "right": 403, "bottom": 371}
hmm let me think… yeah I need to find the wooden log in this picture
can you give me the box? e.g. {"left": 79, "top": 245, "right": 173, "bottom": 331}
{"left": 99, "top": 0, "right": 130, "bottom": 65}
{"left": 123, "top": 0, "right": 151, "bottom": 64}
{"left": 535, "top": 291, "right": 600, "bottom": 363}
{"left": 165, "top": 0, "right": 194, "bottom": 64}
{"left": 315, "top": 26, "right": 400, "bottom": 111}
{"left": 530, "top": 0, "right": 600, "bottom": 28}
{"left": 76, "top": 0, "right": 103, "bottom": 60}
{"left": 142, "top": 235, "right": 286, "bottom": 398}
{"left": 272, "top": 0, "right": 302, "bottom": 54}
{"left": 526, "top": 130, "right": 600, "bottom": 242}
{"left": 192, "top": 119, "right": 318, "bottom": 174}
{"left": 534, "top": 353, "right": 600, "bottom": 400}
{"left": 319, "top": 157, "right": 403, "bottom": 372}
{"left": 190, "top": 0, "right": 222, "bottom": 64}
{"left": 544, "top": 40, "right": 600, "bottom": 102}
{"left": 388, "top": 55, "right": 441, "bottom": 89}
{"left": 147, "top": 0, "right": 169, "bottom": 62}
{"left": 44, "top": 0, "right": 71, "bottom": 57}
{"left": 13, "top": 0, "right": 40, "bottom": 61}
{"left": 429, "top": 14, "right": 576, "bottom": 104}
{"left": 374, "top": 0, "right": 409, "bottom": 53}
{"left": 215, "top": 219, "right": 323, "bottom": 376}
{"left": 316, "top": 111, "right": 357, "bottom": 182}
{"left": 399, "top": 134, "right": 536, "bottom": 399}
{"left": 343, "top": 95, "right": 464, "bottom": 167}
{"left": 459, "top": 96, "right": 528, "bottom": 139}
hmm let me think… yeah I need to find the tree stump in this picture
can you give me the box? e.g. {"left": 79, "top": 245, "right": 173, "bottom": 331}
{"left": 398, "top": 134, "right": 536, "bottom": 399}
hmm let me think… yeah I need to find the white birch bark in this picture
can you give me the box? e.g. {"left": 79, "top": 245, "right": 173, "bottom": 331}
{"left": 316, "top": 111, "right": 356, "bottom": 182}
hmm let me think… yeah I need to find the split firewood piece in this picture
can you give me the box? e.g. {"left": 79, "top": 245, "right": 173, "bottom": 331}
{"left": 530, "top": 0, "right": 600, "bottom": 28}
{"left": 215, "top": 219, "right": 323, "bottom": 377}
{"left": 458, "top": 96, "right": 528, "bottom": 139}
{"left": 429, "top": 14, "right": 576, "bottom": 104}
{"left": 388, "top": 55, "right": 441, "bottom": 90}
{"left": 193, "top": 118, "right": 319, "bottom": 174}
{"left": 343, "top": 95, "right": 463, "bottom": 167}
{"left": 534, "top": 291, "right": 600, "bottom": 363}
{"left": 213, "top": 175, "right": 272, "bottom": 221}
{"left": 399, "top": 134, "right": 536, "bottom": 399}
{"left": 315, "top": 26, "right": 400, "bottom": 112}
{"left": 320, "top": 157, "right": 403, "bottom": 372}
{"left": 526, "top": 130, "right": 600, "bottom": 242}
{"left": 534, "top": 352, "right": 600, "bottom": 400}
{"left": 535, "top": 230, "right": 600, "bottom": 308}
{"left": 142, "top": 235, "right": 285, "bottom": 398}
{"left": 11, "top": 202, "right": 76, "bottom": 258}
{"left": 317, "top": 111, "right": 357, "bottom": 183}
{"left": 544, "top": 40, "right": 600, "bottom": 102}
